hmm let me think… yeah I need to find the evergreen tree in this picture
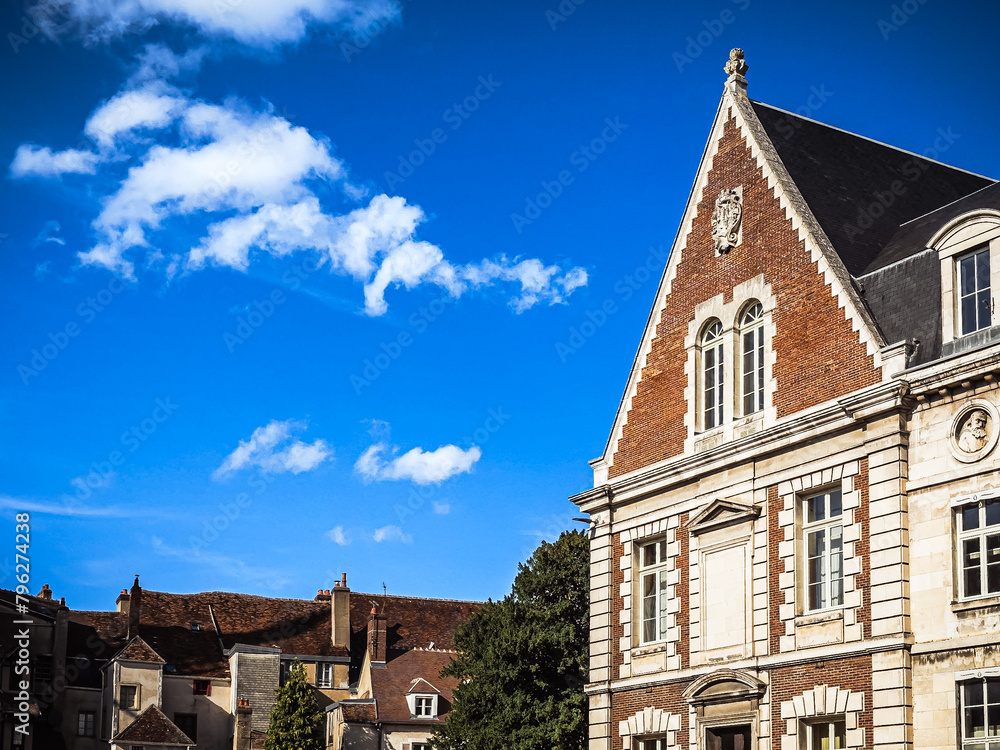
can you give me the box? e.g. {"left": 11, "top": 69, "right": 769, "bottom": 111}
{"left": 265, "top": 659, "right": 324, "bottom": 750}
{"left": 432, "top": 530, "right": 590, "bottom": 750}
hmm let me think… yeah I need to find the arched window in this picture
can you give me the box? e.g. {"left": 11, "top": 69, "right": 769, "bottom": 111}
{"left": 739, "top": 302, "right": 764, "bottom": 415}
{"left": 701, "top": 320, "right": 724, "bottom": 430}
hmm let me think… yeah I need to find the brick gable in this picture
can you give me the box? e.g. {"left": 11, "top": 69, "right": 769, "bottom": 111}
{"left": 610, "top": 111, "right": 880, "bottom": 479}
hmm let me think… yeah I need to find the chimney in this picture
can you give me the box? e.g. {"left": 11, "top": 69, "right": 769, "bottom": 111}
{"left": 116, "top": 589, "right": 130, "bottom": 614}
{"left": 233, "top": 698, "right": 252, "bottom": 750}
{"left": 367, "top": 605, "right": 387, "bottom": 666}
{"left": 331, "top": 574, "right": 350, "bottom": 650}
{"left": 127, "top": 575, "right": 141, "bottom": 641}
{"left": 37, "top": 584, "right": 52, "bottom": 600}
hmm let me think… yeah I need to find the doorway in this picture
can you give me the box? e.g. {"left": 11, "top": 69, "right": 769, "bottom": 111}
{"left": 705, "top": 724, "right": 752, "bottom": 750}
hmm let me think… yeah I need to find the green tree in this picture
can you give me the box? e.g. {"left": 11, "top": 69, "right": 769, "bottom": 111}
{"left": 265, "top": 659, "right": 324, "bottom": 750}
{"left": 432, "top": 529, "right": 590, "bottom": 750}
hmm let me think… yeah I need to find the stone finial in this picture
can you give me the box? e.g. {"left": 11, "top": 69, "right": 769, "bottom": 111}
{"left": 724, "top": 48, "right": 748, "bottom": 77}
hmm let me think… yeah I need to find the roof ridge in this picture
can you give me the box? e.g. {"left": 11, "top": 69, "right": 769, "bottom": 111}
{"left": 750, "top": 100, "right": 995, "bottom": 182}
{"left": 895, "top": 180, "right": 1000, "bottom": 228}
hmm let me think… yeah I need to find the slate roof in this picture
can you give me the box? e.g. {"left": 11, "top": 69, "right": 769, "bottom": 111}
{"left": 111, "top": 705, "right": 194, "bottom": 746}
{"left": 369, "top": 648, "right": 460, "bottom": 724}
{"left": 750, "top": 100, "right": 994, "bottom": 276}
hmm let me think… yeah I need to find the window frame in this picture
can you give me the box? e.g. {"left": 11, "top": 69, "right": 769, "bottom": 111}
{"left": 798, "top": 717, "right": 846, "bottom": 750}
{"left": 77, "top": 710, "right": 96, "bottom": 737}
{"left": 174, "top": 712, "right": 198, "bottom": 743}
{"left": 738, "top": 302, "right": 765, "bottom": 417}
{"left": 960, "top": 675, "right": 1000, "bottom": 749}
{"left": 700, "top": 320, "right": 725, "bottom": 431}
{"left": 957, "top": 499, "right": 1000, "bottom": 601}
{"left": 192, "top": 679, "right": 211, "bottom": 696}
{"left": 801, "top": 489, "right": 845, "bottom": 614}
{"left": 636, "top": 538, "right": 670, "bottom": 646}
{"left": 415, "top": 695, "right": 435, "bottom": 717}
{"left": 957, "top": 245, "right": 993, "bottom": 336}
{"left": 119, "top": 684, "right": 139, "bottom": 709}
{"left": 637, "top": 737, "right": 667, "bottom": 750}
{"left": 316, "top": 662, "right": 333, "bottom": 689}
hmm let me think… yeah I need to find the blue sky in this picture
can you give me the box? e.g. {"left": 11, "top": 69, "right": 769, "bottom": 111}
{"left": 2, "top": 0, "right": 999, "bottom": 611}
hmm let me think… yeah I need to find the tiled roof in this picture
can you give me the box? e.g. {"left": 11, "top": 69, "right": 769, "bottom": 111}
{"left": 67, "top": 611, "right": 128, "bottom": 688}
{"left": 339, "top": 700, "right": 378, "bottom": 722}
{"left": 111, "top": 705, "right": 194, "bottom": 745}
{"left": 369, "top": 648, "right": 460, "bottom": 724}
{"left": 114, "top": 636, "right": 165, "bottom": 663}
{"left": 751, "top": 100, "right": 994, "bottom": 276}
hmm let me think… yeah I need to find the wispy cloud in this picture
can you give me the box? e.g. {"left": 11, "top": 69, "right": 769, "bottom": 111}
{"left": 152, "top": 536, "right": 291, "bottom": 589}
{"left": 27, "top": 0, "right": 402, "bottom": 47}
{"left": 372, "top": 525, "right": 412, "bottom": 543}
{"left": 0, "top": 495, "right": 143, "bottom": 518}
{"left": 355, "top": 443, "right": 481, "bottom": 485}
{"left": 433, "top": 501, "right": 450, "bottom": 515}
{"left": 213, "top": 419, "right": 331, "bottom": 480}
{"left": 10, "top": 46, "right": 587, "bottom": 316}
{"left": 326, "top": 526, "right": 351, "bottom": 546}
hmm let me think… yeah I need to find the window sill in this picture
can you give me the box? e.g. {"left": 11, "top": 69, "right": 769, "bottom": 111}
{"left": 951, "top": 594, "right": 1000, "bottom": 614}
{"left": 631, "top": 642, "right": 669, "bottom": 658}
{"left": 795, "top": 608, "right": 844, "bottom": 627}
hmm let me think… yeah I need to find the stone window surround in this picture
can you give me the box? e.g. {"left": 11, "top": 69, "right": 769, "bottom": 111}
{"left": 950, "top": 487, "right": 1000, "bottom": 603}
{"left": 933, "top": 210, "right": 1000, "bottom": 346}
{"left": 119, "top": 683, "right": 140, "bottom": 709}
{"left": 779, "top": 684, "right": 864, "bottom": 750}
{"left": 955, "top": 668, "right": 1000, "bottom": 750}
{"left": 775, "top": 462, "right": 864, "bottom": 653}
{"left": 683, "top": 275, "right": 777, "bottom": 455}
{"left": 619, "top": 706, "right": 681, "bottom": 750}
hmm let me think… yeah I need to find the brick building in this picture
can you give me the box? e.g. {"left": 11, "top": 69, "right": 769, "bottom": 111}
{"left": 571, "top": 49, "right": 1000, "bottom": 750}
{"left": 0, "top": 576, "right": 477, "bottom": 750}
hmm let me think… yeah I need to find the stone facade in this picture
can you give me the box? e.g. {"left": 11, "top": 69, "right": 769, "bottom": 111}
{"left": 573, "top": 50, "right": 1000, "bottom": 750}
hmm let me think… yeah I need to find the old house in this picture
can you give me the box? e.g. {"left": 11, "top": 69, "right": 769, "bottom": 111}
{"left": 572, "top": 49, "right": 1000, "bottom": 750}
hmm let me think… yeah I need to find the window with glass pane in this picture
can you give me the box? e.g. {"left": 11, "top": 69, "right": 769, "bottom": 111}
{"left": 638, "top": 738, "right": 666, "bottom": 750}
{"left": 800, "top": 719, "right": 846, "bottom": 750}
{"left": 702, "top": 321, "right": 725, "bottom": 429}
{"left": 740, "top": 303, "right": 765, "bottom": 415}
{"left": 803, "top": 490, "right": 844, "bottom": 611}
{"left": 415, "top": 696, "right": 435, "bottom": 717}
{"left": 317, "top": 663, "right": 333, "bottom": 688}
{"left": 78, "top": 711, "right": 95, "bottom": 737}
{"left": 959, "top": 247, "right": 992, "bottom": 336}
{"left": 638, "top": 539, "right": 670, "bottom": 644}
{"left": 959, "top": 501, "right": 1000, "bottom": 599}
{"left": 962, "top": 677, "right": 1000, "bottom": 750}
{"left": 120, "top": 685, "right": 138, "bottom": 709}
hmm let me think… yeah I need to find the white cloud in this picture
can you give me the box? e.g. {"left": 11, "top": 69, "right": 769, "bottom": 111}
{"left": 372, "top": 524, "right": 412, "bottom": 543}
{"left": 10, "top": 145, "right": 99, "bottom": 178}
{"left": 151, "top": 536, "right": 290, "bottom": 589}
{"left": 0, "top": 495, "right": 142, "bottom": 518}
{"left": 326, "top": 526, "right": 351, "bottom": 545}
{"left": 433, "top": 501, "right": 450, "bottom": 515}
{"left": 355, "top": 442, "right": 481, "bottom": 485}
{"left": 28, "top": 0, "right": 402, "bottom": 47}
{"left": 213, "top": 419, "right": 331, "bottom": 479}
{"left": 13, "top": 49, "right": 587, "bottom": 313}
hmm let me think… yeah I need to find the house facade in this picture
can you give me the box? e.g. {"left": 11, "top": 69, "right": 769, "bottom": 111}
{"left": 1, "top": 576, "right": 477, "bottom": 750}
{"left": 572, "top": 49, "right": 1000, "bottom": 750}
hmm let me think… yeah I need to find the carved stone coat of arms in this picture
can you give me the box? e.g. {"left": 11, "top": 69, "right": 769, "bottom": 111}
{"left": 711, "top": 188, "right": 743, "bottom": 253}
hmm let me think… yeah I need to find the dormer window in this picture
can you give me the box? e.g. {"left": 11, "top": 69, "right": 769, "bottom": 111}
{"left": 701, "top": 320, "right": 725, "bottom": 430}
{"left": 407, "top": 692, "right": 438, "bottom": 719}
{"left": 959, "top": 246, "right": 992, "bottom": 335}
{"left": 415, "top": 696, "right": 434, "bottom": 716}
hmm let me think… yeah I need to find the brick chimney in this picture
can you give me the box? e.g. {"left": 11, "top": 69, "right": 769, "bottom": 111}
{"left": 127, "top": 575, "right": 141, "bottom": 640}
{"left": 116, "top": 588, "right": 130, "bottom": 614}
{"left": 367, "top": 604, "right": 387, "bottom": 666}
{"left": 233, "top": 698, "right": 252, "bottom": 750}
{"left": 36, "top": 584, "right": 52, "bottom": 600}
{"left": 331, "top": 573, "right": 350, "bottom": 650}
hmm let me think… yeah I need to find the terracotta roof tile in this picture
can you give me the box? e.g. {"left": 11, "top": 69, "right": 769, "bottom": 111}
{"left": 112, "top": 705, "right": 194, "bottom": 745}
{"left": 340, "top": 701, "right": 378, "bottom": 722}
{"left": 369, "top": 649, "right": 460, "bottom": 724}
{"left": 114, "top": 636, "right": 165, "bottom": 663}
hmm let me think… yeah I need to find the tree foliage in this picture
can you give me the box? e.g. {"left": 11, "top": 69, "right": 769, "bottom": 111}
{"left": 432, "top": 529, "right": 590, "bottom": 750}
{"left": 265, "top": 659, "right": 324, "bottom": 750}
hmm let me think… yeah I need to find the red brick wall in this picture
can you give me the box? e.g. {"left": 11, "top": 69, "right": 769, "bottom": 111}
{"left": 853, "top": 459, "right": 871, "bottom": 638}
{"left": 769, "top": 655, "right": 873, "bottom": 745}
{"left": 767, "top": 485, "right": 782, "bottom": 655}
{"left": 610, "top": 682, "right": 689, "bottom": 750}
{"left": 609, "top": 113, "right": 880, "bottom": 478}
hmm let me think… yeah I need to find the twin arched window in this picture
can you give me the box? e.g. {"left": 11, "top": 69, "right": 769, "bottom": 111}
{"left": 699, "top": 302, "right": 766, "bottom": 431}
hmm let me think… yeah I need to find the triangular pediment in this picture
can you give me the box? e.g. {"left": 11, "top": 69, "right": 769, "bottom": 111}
{"left": 407, "top": 677, "right": 441, "bottom": 694}
{"left": 687, "top": 499, "right": 760, "bottom": 535}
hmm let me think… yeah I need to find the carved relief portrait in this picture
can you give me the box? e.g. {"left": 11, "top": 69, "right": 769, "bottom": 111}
{"left": 950, "top": 401, "right": 998, "bottom": 463}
